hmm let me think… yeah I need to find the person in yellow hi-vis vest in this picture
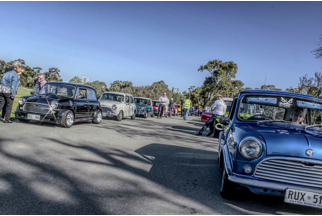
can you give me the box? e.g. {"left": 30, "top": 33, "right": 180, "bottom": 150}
{"left": 183, "top": 97, "right": 192, "bottom": 120}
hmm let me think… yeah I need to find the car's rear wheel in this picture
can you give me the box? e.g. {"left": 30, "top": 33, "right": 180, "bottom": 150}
{"left": 220, "top": 168, "right": 238, "bottom": 199}
{"left": 93, "top": 110, "right": 102, "bottom": 124}
{"left": 117, "top": 111, "right": 123, "bottom": 121}
{"left": 144, "top": 112, "right": 148, "bottom": 118}
{"left": 61, "top": 110, "right": 74, "bottom": 128}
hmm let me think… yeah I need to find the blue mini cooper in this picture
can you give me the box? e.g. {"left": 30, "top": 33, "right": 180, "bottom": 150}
{"left": 218, "top": 90, "right": 322, "bottom": 209}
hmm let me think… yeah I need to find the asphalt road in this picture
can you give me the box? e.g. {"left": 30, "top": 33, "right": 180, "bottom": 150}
{"left": 0, "top": 115, "right": 321, "bottom": 214}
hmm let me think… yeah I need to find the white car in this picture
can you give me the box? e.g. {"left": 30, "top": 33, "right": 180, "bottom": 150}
{"left": 99, "top": 92, "right": 136, "bottom": 121}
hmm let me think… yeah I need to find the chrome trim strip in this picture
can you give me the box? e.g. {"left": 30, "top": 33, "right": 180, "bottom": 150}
{"left": 253, "top": 156, "right": 322, "bottom": 176}
{"left": 228, "top": 175, "right": 322, "bottom": 194}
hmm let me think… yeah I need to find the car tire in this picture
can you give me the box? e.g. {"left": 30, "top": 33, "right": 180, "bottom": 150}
{"left": 131, "top": 111, "right": 136, "bottom": 120}
{"left": 18, "top": 119, "right": 30, "bottom": 123}
{"left": 220, "top": 168, "right": 238, "bottom": 199}
{"left": 151, "top": 114, "right": 154, "bottom": 117}
{"left": 144, "top": 112, "right": 148, "bottom": 118}
{"left": 117, "top": 111, "right": 123, "bottom": 121}
{"left": 61, "top": 110, "right": 74, "bottom": 128}
{"left": 93, "top": 110, "right": 102, "bottom": 124}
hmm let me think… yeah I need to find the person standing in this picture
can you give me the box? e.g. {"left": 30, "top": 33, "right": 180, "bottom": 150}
{"left": 157, "top": 92, "right": 169, "bottom": 119}
{"left": 0, "top": 61, "right": 24, "bottom": 123}
{"left": 181, "top": 100, "right": 184, "bottom": 117}
{"left": 31, "top": 73, "right": 47, "bottom": 95}
{"left": 195, "top": 94, "right": 227, "bottom": 136}
{"left": 183, "top": 97, "right": 191, "bottom": 120}
{"left": 164, "top": 98, "right": 169, "bottom": 118}
{"left": 168, "top": 98, "right": 174, "bottom": 118}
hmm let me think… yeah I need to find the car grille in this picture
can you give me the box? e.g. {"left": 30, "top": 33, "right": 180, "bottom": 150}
{"left": 102, "top": 107, "right": 113, "bottom": 113}
{"left": 254, "top": 158, "right": 322, "bottom": 188}
{"left": 23, "top": 103, "right": 51, "bottom": 115}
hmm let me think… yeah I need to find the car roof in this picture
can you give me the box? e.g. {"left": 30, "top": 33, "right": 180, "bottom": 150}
{"left": 222, "top": 97, "right": 233, "bottom": 101}
{"left": 134, "top": 97, "right": 151, "bottom": 100}
{"left": 239, "top": 90, "right": 322, "bottom": 103}
{"left": 48, "top": 82, "right": 95, "bottom": 90}
{"left": 101, "top": 92, "right": 133, "bottom": 96}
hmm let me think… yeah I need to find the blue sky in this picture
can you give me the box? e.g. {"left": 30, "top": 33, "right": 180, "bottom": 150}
{"left": 1, "top": 1, "right": 321, "bottom": 93}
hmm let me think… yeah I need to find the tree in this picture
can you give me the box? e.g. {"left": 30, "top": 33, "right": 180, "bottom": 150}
{"left": 260, "top": 85, "right": 282, "bottom": 91}
{"left": 44, "top": 67, "right": 62, "bottom": 82}
{"left": 286, "top": 72, "right": 322, "bottom": 97}
{"left": 198, "top": 60, "right": 240, "bottom": 109}
{"left": 69, "top": 76, "right": 83, "bottom": 84}
{"left": 86, "top": 80, "right": 109, "bottom": 98}
{"left": 110, "top": 80, "right": 133, "bottom": 93}
{"left": 312, "top": 34, "right": 322, "bottom": 59}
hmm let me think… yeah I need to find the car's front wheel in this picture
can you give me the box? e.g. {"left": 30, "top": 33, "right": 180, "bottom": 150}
{"left": 93, "top": 110, "right": 102, "bottom": 124}
{"left": 131, "top": 111, "right": 136, "bottom": 120}
{"left": 220, "top": 168, "right": 238, "bottom": 199}
{"left": 117, "top": 111, "right": 123, "bottom": 121}
{"left": 144, "top": 112, "right": 148, "bottom": 118}
{"left": 61, "top": 110, "right": 74, "bottom": 128}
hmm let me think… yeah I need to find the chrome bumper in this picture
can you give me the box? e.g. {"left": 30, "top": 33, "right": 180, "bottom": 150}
{"left": 102, "top": 112, "right": 117, "bottom": 117}
{"left": 228, "top": 175, "right": 322, "bottom": 194}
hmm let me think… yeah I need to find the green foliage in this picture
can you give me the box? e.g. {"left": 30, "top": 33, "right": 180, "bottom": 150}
{"left": 110, "top": 80, "right": 133, "bottom": 94}
{"left": 44, "top": 67, "right": 62, "bottom": 82}
{"left": 286, "top": 72, "right": 322, "bottom": 97}
{"left": 69, "top": 76, "right": 83, "bottom": 84}
{"left": 85, "top": 80, "right": 109, "bottom": 99}
{"left": 260, "top": 85, "right": 282, "bottom": 91}
{"left": 312, "top": 34, "right": 322, "bottom": 59}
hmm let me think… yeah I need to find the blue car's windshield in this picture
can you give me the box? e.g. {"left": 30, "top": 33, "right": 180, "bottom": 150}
{"left": 237, "top": 95, "right": 322, "bottom": 128}
{"left": 134, "top": 98, "right": 148, "bottom": 105}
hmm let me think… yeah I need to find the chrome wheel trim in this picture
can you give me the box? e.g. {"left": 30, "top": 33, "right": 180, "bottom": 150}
{"left": 97, "top": 111, "right": 102, "bottom": 123}
{"left": 66, "top": 112, "right": 74, "bottom": 127}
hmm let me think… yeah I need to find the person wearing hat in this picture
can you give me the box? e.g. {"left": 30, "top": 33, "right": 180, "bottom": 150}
{"left": 195, "top": 94, "right": 227, "bottom": 136}
{"left": 0, "top": 60, "right": 24, "bottom": 123}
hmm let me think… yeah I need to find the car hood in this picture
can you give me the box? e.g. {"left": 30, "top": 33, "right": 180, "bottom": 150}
{"left": 25, "top": 95, "right": 65, "bottom": 104}
{"left": 100, "top": 100, "right": 124, "bottom": 107}
{"left": 135, "top": 104, "right": 147, "bottom": 109}
{"left": 244, "top": 123, "right": 322, "bottom": 159}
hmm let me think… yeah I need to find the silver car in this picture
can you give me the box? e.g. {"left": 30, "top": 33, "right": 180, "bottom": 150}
{"left": 100, "top": 92, "right": 136, "bottom": 121}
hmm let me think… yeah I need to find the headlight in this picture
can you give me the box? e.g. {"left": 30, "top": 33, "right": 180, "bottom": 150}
{"left": 238, "top": 137, "right": 262, "bottom": 160}
{"left": 112, "top": 104, "right": 117, "bottom": 110}
{"left": 51, "top": 100, "right": 59, "bottom": 109}
{"left": 18, "top": 97, "right": 25, "bottom": 105}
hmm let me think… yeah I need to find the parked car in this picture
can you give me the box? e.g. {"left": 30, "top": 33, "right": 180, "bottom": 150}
{"left": 201, "top": 97, "right": 233, "bottom": 122}
{"left": 218, "top": 90, "right": 322, "bottom": 209}
{"left": 152, "top": 100, "right": 160, "bottom": 116}
{"left": 176, "top": 104, "right": 182, "bottom": 115}
{"left": 15, "top": 82, "right": 102, "bottom": 128}
{"left": 100, "top": 92, "right": 136, "bottom": 121}
{"left": 134, "top": 97, "right": 154, "bottom": 118}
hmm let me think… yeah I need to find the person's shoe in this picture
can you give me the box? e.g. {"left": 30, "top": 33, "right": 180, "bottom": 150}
{"left": 4, "top": 120, "right": 13, "bottom": 123}
{"left": 206, "top": 131, "right": 214, "bottom": 136}
{"left": 195, "top": 132, "right": 202, "bottom": 136}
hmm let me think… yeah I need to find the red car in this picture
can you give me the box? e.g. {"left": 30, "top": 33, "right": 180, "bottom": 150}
{"left": 153, "top": 100, "right": 160, "bottom": 115}
{"left": 200, "top": 97, "right": 233, "bottom": 122}
{"left": 168, "top": 104, "right": 178, "bottom": 116}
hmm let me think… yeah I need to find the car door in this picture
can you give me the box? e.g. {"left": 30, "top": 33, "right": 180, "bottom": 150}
{"left": 87, "top": 88, "right": 99, "bottom": 118}
{"left": 74, "top": 87, "right": 89, "bottom": 118}
{"left": 125, "top": 95, "right": 130, "bottom": 117}
{"left": 147, "top": 99, "right": 153, "bottom": 115}
{"left": 129, "top": 96, "right": 135, "bottom": 115}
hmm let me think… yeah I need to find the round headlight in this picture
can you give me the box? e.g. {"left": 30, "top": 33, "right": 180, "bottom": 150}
{"left": 51, "top": 100, "right": 59, "bottom": 109}
{"left": 18, "top": 97, "right": 25, "bottom": 105}
{"left": 239, "top": 138, "right": 262, "bottom": 160}
{"left": 112, "top": 104, "right": 117, "bottom": 110}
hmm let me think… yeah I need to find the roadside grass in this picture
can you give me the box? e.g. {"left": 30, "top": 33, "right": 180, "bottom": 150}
{"left": 0, "top": 87, "right": 32, "bottom": 118}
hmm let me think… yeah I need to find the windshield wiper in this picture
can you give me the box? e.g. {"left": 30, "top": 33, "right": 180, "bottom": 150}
{"left": 305, "top": 124, "right": 322, "bottom": 130}
{"left": 257, "top": 120, "right": 286, "bottom": 125}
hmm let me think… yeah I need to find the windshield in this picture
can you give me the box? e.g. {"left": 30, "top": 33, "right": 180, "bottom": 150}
{"left": 134, "top": 98, "right": 148, "bottom": 105}
{"left": 153, "top": 101, "right": 160, "bottom": 106}
{"left": 237, "top": 95, "right": 322, "bottom": 128}
{"left": 39, "top": 83, "right": 76, "bottom": 98}
{"left": 100, "top": 93, "right": 124, "bottom": 102}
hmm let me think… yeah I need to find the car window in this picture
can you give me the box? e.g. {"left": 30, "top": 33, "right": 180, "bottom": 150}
{"left": 130, "top": 96, "right": 133, "bottom": 103}
{"left": 87, "top": 89, "right": 97, "bottom": 100}
{"left": 125, "top": 96, "right": 130, "bottom": 103}
{"left": 76, "top": 88, "right": 87, "bottom": 99}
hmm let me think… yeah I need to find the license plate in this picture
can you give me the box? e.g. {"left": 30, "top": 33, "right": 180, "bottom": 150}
{"left": 285, "top": 188, "right": 322, "bottom": 209}
{"left": 27, "top": 114, "right": 40, "bottom": 120}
